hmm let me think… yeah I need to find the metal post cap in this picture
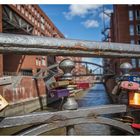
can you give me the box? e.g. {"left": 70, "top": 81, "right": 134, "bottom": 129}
{"left": 120, "top": 62, "right": 132, "bottom": 70}
{"left": 59, "top": 59, "right": 75, "bottom": 80}
{"left": 59, "top": 59, "right": 75, "bottom": 69}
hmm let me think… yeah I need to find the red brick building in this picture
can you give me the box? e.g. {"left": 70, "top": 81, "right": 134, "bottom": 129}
{"left": 107, "top": 5, "right": 140, "bottom": 75}
{"left": 0, "top": 5, "right": 64, "bottom": 76}
{"left": 0, "top": 5, "right": 89, "bottom": 113}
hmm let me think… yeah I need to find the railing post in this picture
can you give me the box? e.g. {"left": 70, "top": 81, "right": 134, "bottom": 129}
{"left": 63, "top": 95, "right": 78, "bottom": 135}
{"left": 59, "top": 59, "right": 78, "bottom": 135}
{"left": 66, "top": 125, "right": 76, "bottom": 135}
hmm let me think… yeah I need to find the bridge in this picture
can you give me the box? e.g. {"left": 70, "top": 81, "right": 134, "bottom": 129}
{"left": 0, "top": 33, "right": 140, "bottom": 135}
{"left": 33, "top": 60, "right": 115, "bottom": 84}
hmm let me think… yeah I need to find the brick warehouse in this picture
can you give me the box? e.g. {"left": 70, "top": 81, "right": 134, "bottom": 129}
{"left": 0, "top": 5, "right": 64, "bottom": 76}
{"left": 0, "top": 5, "right": 65, "bottom": 116}
{"left": 109, "top": 5, "right": 140, "bottom": 74}
{"left": 0, "top": 5, "right": 91, "bottom": 116}
{"left": 0, "top": 5, "right": 87, "bottom": 78}
{"left": 104, "top": 5, "right": 140, "bottom": 93}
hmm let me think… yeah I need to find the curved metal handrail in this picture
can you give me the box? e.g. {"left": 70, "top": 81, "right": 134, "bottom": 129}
{"left": 17, "top": 117, "right": 134, "bottom": 135}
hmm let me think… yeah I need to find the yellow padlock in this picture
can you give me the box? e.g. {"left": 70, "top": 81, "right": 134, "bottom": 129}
{"left": 0, "top": 94, "right": 9, "bottom": 111}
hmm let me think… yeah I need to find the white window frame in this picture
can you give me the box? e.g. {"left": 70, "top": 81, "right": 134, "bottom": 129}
{"left": 42, "top": 58, "right": 46, "bottom": 66}
{"left": 36, "top": 58, "right": 39, "bottom": 66}
{"left": 129, "top": 10, "right": 133, "bottom": 21}
{"left": 131, "top": 59, "right": 137, "bottom": 68}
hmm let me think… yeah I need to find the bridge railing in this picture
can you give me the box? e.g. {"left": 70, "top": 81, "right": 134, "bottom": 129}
{"left": 0, "top": 33, "right": 140, "bottom": 58}
{"left": 0, "top": 104, "right": 134, "bottom": 135}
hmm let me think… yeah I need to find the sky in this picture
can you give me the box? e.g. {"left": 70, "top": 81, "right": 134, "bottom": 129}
{"left": 39, "top": 4, "right": 113, "bottom": 72}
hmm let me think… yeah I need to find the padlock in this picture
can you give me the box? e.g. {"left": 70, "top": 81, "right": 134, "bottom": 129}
{"left": 120, "top": 81, "right": 139, "bottom": 90}
{"left": 0, "top": 94, "right": 9, "bottom": 111}
{"left": 49, "top": 80, "right": 70, "bottom": 89}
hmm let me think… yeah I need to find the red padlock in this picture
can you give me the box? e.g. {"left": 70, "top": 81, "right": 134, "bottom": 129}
{"left": 120, "top": 81, "right": 139, "bottom": 90}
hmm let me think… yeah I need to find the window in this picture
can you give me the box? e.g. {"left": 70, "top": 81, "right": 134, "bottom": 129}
{"left": 17, "top": 5, "right": 20, "bottom": 10}
{"left": 36, "top": 58, "right": 39, "bottom": 65}
{"left": 138, "top": 40, "right": 140, "bottom": 44}
{"left": 41, "top": 17, "right": 45, "bottom": 24}
{"left": 32, "top": 17, "right": 34, "bottom": 23}
{"left": 129, "top": 10, "right": 133, "bottom": 21}
{"left": 28, "top": 5, "right": 31, "bottom": 9}
{"left": 131, "top": 59, "right": 136, "bottom": 68}
{"left": 136, "top": 24, "right": 140, "bottom": 35}
{"left": 130, "top": 40, "right": 135, "bottom": 44}
{"left": 34, "top": 29, "right": 38, "bottom": 35}
{"left": 32, "top": 7, "right": 34, "bottom": 13}
{"left": 35, "top": 10, "right": 37, "bottom": 16}
{"left": 42, "top": 57, "right": 46, "bottom": 66}
{"left": 25, "top": 11, "right": 28, "bottom": 17}
{"left": 41, "top": 24, "right": 45, "bottom": 30}
{"left": 37, "top": 13, "right": 40, "bottom": 18}
{"left": 29, "top": 14, "right": 31, "bottom": 20}
{"left": 136, "top": 10, "right": 140, "bottom": 20}
{"left": 38, "top": 22, "right": 40, "bottom": 27}
{"left": 38, "top": 59, "right": 41, "bottom": 66}
{"left": 129, "top": 25, "right": 134, "bottom": 35}
{"left": 21, "top": 7, "right": 24, "bottom": 14}
{"left": 35, "top": 20, "right": 37, "bottom": 25}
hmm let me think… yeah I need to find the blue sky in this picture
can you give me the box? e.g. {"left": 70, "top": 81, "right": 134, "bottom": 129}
{"left": 39, "top": 4, "right": 113, "bottom": 71}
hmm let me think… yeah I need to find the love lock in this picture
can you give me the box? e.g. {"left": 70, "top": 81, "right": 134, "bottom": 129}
{"left": 0, "top": 94, "right": 9, "bottom": 111}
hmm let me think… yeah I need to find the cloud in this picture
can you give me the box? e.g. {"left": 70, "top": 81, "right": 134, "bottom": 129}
{"left": 99, "top": 9, "right": 113, "bottom": 22}
{"left": 82, "top": 19, "right": 99, "bottom": 28}
{"left": 64, "top": 4, "right": 102, "bottom": 20}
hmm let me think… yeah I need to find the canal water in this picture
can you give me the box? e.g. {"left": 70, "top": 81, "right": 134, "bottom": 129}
{"left": 75, "top": 84, "right": 112, "bottom": 135}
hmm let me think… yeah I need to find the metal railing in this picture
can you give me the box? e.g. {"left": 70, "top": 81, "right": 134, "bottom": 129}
{"left": 0, "top": 33, "right": 140, "bottom": 58}
{"left": 0, "top": 105, "right": 134, "bottom": 135}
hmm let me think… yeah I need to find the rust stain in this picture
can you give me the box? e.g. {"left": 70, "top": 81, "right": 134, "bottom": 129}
{"left": 59, "top": 46, "right": 65, "bottom": 49}
{"left": 74, "top": 45, "right": 88, "bottom": 51}
{"left": 93, "top": 50, "right": 103, "bottom": 55}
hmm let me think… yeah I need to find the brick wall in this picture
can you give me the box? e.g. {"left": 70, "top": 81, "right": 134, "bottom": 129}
{"left": 2, "top": 76, "right": 46, "bottom": 104}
